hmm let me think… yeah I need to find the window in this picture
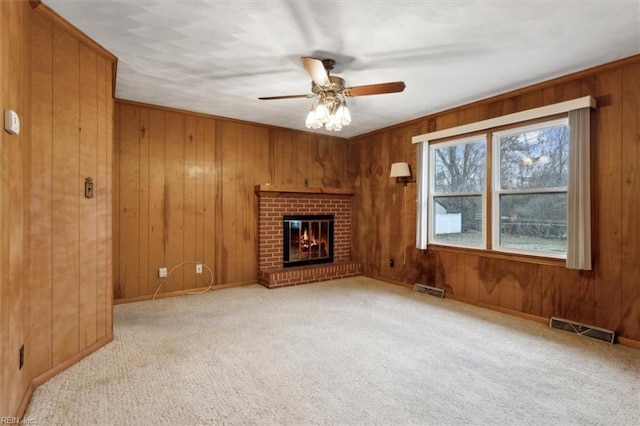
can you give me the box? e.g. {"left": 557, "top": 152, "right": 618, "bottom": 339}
{"left": 415, "top": 96, "right": 593, "bottom": 266}
{"left": 493, "top": 119, "right": 568, "bottom": 257}
{"left": 429, "top": 135, "right": 486, "bottom": 248}
{"left": 426, "top": 118, "right": 569, "bottom": 258}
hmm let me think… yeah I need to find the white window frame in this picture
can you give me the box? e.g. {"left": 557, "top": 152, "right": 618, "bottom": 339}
{"left": 414, "top": 96, "right": 595, "bottom": 263}
{"left": 428, "top": 134, "right": 487, "bottom": 249}
{"left": 491, "top": 118, "right": 569, "bottom": 258}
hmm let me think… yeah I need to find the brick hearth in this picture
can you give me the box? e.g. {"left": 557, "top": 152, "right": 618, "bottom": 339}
{"left": 255, "top": 185, "right": 361, "bottom": 288}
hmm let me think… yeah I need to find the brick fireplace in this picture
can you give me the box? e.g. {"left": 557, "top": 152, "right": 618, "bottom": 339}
{"left": 255, "top": 185, "right": 362, "bottom": 288}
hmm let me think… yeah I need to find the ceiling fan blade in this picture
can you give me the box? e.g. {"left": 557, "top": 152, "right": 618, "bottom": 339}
{"left": 345, "top": 81, "right": 406, "bottom": 97}
{"left": 301, "top": 57, "right": 330, "bottom": 86}
{"left": 258, "top": 94, "right": 315, "bottom": 100}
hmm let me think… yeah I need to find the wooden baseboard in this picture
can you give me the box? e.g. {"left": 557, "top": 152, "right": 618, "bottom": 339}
{"left": 363, "top": 274, "right": 413, "bottom": 289}
{"left": 15, "top": 381, "right": 35, "bottom": 420}
{"left": 444, "top": 293, "right": 549, "bottom": 325}
{"left": 114, "top": 281, "right": 257, "bottom": 305}
{"left": 617, "top": 336, "right": 640, "bottom": 350}
{"left": 369, "top": 275, "right": 547, "bottom": 325}
{"left": 15, "top": 334, "right": 114, "bottom": 418}
{"left": 32, "top": 335, "right": 114, "bottom": 388}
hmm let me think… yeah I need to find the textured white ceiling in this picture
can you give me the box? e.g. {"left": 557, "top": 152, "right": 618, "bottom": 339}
{"left": 45, "top": 0, "right": 640, "bottom": 138}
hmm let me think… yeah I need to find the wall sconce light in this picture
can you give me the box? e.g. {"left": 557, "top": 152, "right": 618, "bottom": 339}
{"left": 390, "top": 162, "right": 415, "bottom": 187}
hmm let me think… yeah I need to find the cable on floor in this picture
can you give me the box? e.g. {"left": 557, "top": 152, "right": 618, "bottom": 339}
{"left": 152, "top": 261, "right": 215, "bottom": 300}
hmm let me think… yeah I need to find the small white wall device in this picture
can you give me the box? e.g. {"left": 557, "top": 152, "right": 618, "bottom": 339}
{"left": 4, "top": 109, "right": 20, "bottom": 135}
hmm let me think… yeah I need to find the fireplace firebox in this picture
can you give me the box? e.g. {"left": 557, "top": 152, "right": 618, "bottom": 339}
{"left": 283, "top": 215, "right": 334, "bottom": 267}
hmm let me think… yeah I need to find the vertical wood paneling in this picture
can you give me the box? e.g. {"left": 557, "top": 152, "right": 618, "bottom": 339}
{"left": 11, "top": 4, "right": 28, "bottom": 402}
{"left": 575, "top": 75, "right": 597, "bottom": 328}
{"left": 138, "top": 108, "right": 150, "bottom": 295}
{"left": 514, "top": 89, "right": 543, "bottom": 111}
{"left": 253, "top": 123, "right": 274, "bottom": 185}
{"left": 293, "top": 132, "right": 310, "bottom": 186}
{"left": 0, "top": 7, "right": 5, "bottom": 413}
{"left": 318, "top": 135, "right": 329, "bottom": 187}
{"left": 203, "top": 118, "right": 216, "bottom": 283}
{"left": 350, "top": 56, "right": 640, "bottom": 342}
{"left": 117, "top": 104, "right": 140, "bottom": 299}
{"left": 318, "top": 136, "right": 345, "bottom": 188}
{"left": 214, "top": 120, "right": 225, "bottom": 286}
{"left": 26, "top": 6, "right": 115, "bottom": 411}
{"left": 275, "top": 130, "right": 293, "bottom": 185}
{"left": 577, "top": 64, "right": 599, "bottom": 325}
{"left": 462, "top": 254, "right": 481, "bottom": 301}
{"left": 112, "top": 103, "right": 120, "bottom": 299}
{"left": 383, "top": 131, "right": 403, "bottom": 279}
{"left": 28, "top": 10, "right": 53, "bottom": 378}
{"left": 78, "top": 44, "right": 98, "bottom": 349}
{"left": 104, "top": 64, "right": 114, "bottom": 336}
{"left": 351, "top": 132, "right": 381, "bottom": 276}
{"left": 148, "top": 109, "right": 166, "bottom": 296}
{"left": 95, "top": 55, "right": 108, "bottom": 340}
{"left": 241, "top": 124, "right": 257, "bottom": 283}
{"left": 183, "top": 115, "right": 197, "bottom": 288}
{"left": 520, "top": 263, "right": 542, "bottom": 316}
{"left": 114, "top": 104, "right": 348, "bottom": 299}
{"left": 555, "top": 80, "right": 583, "bottom": 102}
{"left": 1, "top": 0, "right": 27, "bottom": 415}
{"left": 252, "top": 126, "right": 270, "bottom": 278}
{"left": 434, "top": 251, "right": 459, "bottom": 294}
{"left": 105, "top": 62, "right": 114, "bottom": 336}
{"left": 164, "top": 112, "right": 184, "bottom": 292}
{"left": 220, "top": 121, "right": 238, "bottom": 284}
{"left": 435, "top": 111, "right": 458, "bottom": 132}
{"left": 592, "top": 69, "right": 622, "bottom": 331}
{"left": 195, "top": 118, "right": 205, "bottom": 284}
{"left": 51, "top": 26, "right": 80, "bottom": 365}
{"left": 620, "top": 63, "right": 640, "bottom": 340}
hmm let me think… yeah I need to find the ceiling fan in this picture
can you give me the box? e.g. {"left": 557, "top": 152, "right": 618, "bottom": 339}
{"left": 259, "top": 57, "right": 406, "bottom": 131}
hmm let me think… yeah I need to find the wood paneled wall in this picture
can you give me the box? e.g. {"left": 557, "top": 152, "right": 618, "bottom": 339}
{"left": 114, "top": 102, "right": 348, "bottom": 301}
{"left": 0, "top": 0, "right": 29, "bottom": 416}
{"left": 0, "top": 2, "right": 116, "bottom": 418}
{"left": 0, "top": 2, "right": 114, "bottom": 417}
{"left": 349, "top": 56, "right": 640, "bottom": 343}
{"left": 27, "top": 4, "right": 115, "bottom": 385}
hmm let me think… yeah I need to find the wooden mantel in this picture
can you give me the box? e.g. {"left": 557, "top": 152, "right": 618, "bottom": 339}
{"left": 254, "top": 184, "right": 355, "bottom": 196}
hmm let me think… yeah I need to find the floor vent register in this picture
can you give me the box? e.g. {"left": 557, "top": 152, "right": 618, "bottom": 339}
{"left": 549, "top": 316, "right": 615, "bottom": 344}
{"left": 413, "top": 283, "right": 445, "bottom": 298}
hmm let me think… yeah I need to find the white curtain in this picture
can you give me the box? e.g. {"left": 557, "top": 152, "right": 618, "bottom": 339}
{"left": 566, "top": 108, "right": 592, "bottom": 270}
{"left": 416, "top": 142, "right": 429, "bottom": 249}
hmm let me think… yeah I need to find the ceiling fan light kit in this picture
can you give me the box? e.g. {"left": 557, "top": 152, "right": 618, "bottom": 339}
{"left": 260, "top": 57, "right": 405, "bottom": 132}
{"left": 305, "top": 92, "right": 351, "bottom": 131}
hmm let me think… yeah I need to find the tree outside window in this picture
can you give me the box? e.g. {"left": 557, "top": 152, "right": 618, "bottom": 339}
{"left": 427, "top": 118, "right": 569, "bottom": 257}
{"left": 430, "top": 137, "right": 486, "bottom": 247}
{"left": 494, "top": 119, "right": 569, "bottom": 255}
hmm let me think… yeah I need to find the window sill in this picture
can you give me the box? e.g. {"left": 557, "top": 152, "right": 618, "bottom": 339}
{"left": 424, "top": 244, "right": 567, "bottom": 267}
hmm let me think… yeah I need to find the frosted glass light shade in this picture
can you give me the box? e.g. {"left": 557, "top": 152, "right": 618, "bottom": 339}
{"left": 304, "top": 95, "right": 352, "bottom": 132}
{"left": 390, "top": 162, "right": 411, "bottom": 178}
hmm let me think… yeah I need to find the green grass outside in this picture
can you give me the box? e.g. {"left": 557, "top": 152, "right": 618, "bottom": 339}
{"left": 434, "top": 232, "right": 566, "bottom": 253}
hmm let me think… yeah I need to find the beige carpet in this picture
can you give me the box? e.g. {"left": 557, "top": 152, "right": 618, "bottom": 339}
{"left": 26, "top": 276, "right": 640, "bottom": 425}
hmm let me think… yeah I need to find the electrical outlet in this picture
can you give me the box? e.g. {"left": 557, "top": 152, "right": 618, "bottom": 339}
{"left": 196, "top": 264, "right": 203, "bottom": 274}
{"left": 159, "top": 267, "right": 168, "bottom": 278}
{"left": 19, "top": 345, "right": 24, "bottom": 370}
{"left": 390, "top": 259, "right": 395, "bottom": 268}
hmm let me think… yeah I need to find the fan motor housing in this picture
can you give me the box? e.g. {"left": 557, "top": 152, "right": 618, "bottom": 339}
{"left": 311, "top": 75, "right": 345, "bottom": 94}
